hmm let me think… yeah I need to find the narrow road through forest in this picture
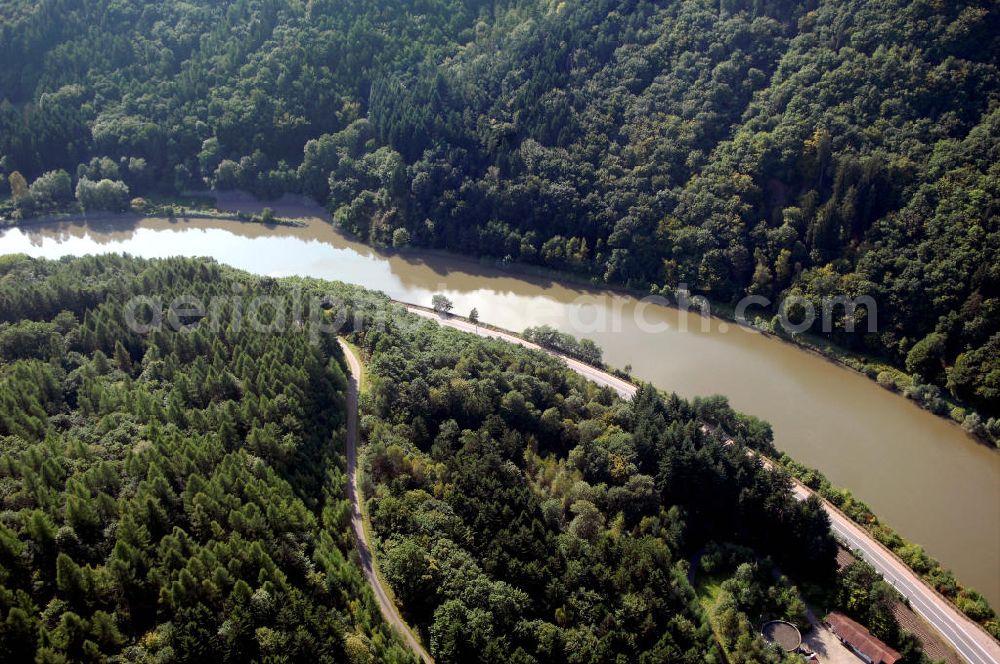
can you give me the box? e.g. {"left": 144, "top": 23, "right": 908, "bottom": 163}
{"left": 406, "top": 306, "right": 1000, "bottom": 664}
{"left": 338, "top": 339, "right": 434, "bottom": 664}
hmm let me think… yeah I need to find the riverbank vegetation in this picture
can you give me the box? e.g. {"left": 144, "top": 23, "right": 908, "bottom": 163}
{"left": 0, "top": 255, "right": 417, "bottom": 662}
{"left": 745, "top": 316, "right": 1000, "bottom": 448}
{"left": 522, "top": 325, "right": 604, "bottom": 367}
{"left": 1, "top": 0, "right": 997, "bottom": 438}
{"left": 0, "top": 186, "right": 302, "bottom": 229}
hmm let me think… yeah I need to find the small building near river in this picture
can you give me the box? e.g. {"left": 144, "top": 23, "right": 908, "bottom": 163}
{"left": 825, "top": 612, "right": 901, "bottom": 664}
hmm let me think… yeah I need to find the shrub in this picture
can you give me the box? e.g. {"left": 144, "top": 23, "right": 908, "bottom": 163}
{"left": 29, "top": 170, "right": 73, "bottom": 211}
{"left": 876, "top": 371, "right": 897, "bottom": 391}
{"left": 962, "top": 413, "right": 984, "bottom": 436}
{"left": 75, "top": 178, "right": 130, "bottom": 212}
{"left": 392, "top": 227, "right": 410, "bottom": 248}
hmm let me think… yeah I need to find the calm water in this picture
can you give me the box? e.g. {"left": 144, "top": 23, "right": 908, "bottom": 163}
{"left": 2, "top": 195, "right": 998, "bottom": 605}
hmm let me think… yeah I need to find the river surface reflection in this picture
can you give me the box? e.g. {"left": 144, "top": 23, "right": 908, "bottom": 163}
{"left": 2, "top": 196, "right": 998, "bottom": 605}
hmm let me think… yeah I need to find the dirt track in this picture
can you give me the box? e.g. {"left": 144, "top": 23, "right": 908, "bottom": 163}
{"left": 339, "top": 340, "right": 434, "bottom": 664}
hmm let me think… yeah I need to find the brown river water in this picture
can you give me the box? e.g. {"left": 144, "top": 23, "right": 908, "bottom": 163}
{"left": 2, "top": 194, "right": 997, "bottom": 605}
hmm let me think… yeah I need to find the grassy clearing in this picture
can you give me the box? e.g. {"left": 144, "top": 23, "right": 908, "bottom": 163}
{"left": 694, "top": 574, "right": 732, "bottom": 663}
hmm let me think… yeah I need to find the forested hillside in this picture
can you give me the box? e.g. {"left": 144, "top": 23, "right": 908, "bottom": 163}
{"left": 350, "top": 306, "right": 840, "bottom": 662}
{"left": 1, "top": 0, "right": 996, "bottom": 422}
{"left": 0, "top": 255, "right": 417, "bottom": 662}
{"left": 0, "top": 255, "right": 956, "bottom": 661}
{"left": 345, "top": 300, "right": 950, "bottom": 662}
{"left": 365, "top": 0, "right": 1000, "bottom": 421}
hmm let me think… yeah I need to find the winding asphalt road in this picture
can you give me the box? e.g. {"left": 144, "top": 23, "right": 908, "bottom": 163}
{"left": 338, "top": 339, "right": 434, "bottom": 664}
{"left": 407, "top": 306, "right": 1000, "bottom": 664}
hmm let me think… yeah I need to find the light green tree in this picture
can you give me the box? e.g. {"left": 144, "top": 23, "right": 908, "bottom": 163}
{"left": 432, "top": 294, "right": 453, "bottom": 314}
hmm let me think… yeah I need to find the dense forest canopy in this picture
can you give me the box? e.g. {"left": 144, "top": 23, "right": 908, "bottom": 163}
{"left": 343, "top": 285, "right": 948, "bottom": 662}
{"left": 0, "top": 254, "right": 960, "bottom": 662}
{"left": 353, "top": 310, "right": 842, "bottom": 662}
{"left": 1, "top": 1, "right": 998, "bottom": 414}
{"left": 0, "top": 254, "right": 418, "bottom": 662}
